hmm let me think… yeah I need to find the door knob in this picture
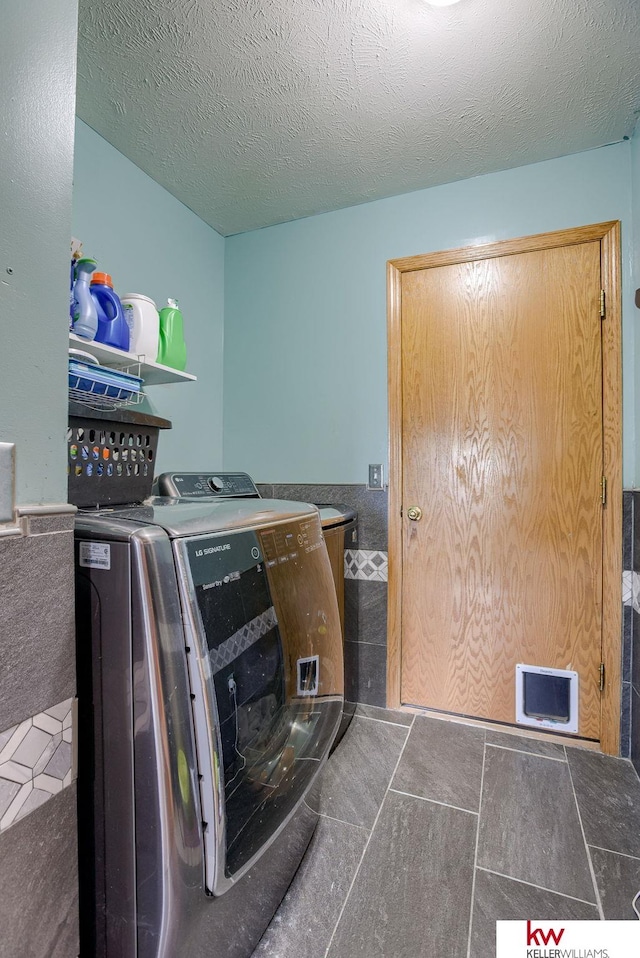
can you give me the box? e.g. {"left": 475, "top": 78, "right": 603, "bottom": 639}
{"left": 407, "top": 506, "right": 422, "bottom": 521}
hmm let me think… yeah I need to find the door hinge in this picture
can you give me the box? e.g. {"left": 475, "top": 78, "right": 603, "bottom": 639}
{"left": 601, "top": 476, "right": 607, "bottom": 506}
{"left": 599, "top": 662, "right": 605, "bottom": 692}
{"left": 600, "top": 289, "right": 606, "bottom": 319}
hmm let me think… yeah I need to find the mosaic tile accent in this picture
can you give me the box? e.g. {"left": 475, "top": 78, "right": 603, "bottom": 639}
{"left": 209, "top": 607, "right": 278, "bottom": 675}
{"left": 622, "top": 570, "right": 640, "bottom": 613}
{"left": 344, "top": 549, "right": 388, "bottom": 582}
{"left": 0, "top": 698, "right": 75, "bottom": 833}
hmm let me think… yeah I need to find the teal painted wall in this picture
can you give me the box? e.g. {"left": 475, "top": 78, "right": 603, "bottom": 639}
{"left": 72, "top": 119, "right": 225, "bottom": 473}
{"left": 632, "top": 122, "right": 640, "bottom": 438}
{"left": 633, "top": 122, "right": 640, "bottom": 279}
{"left": 224, "top": 142, "right": 636, "bottom": 487}
{"left": 0, "top": 0, "right": 78, "bottom": 505}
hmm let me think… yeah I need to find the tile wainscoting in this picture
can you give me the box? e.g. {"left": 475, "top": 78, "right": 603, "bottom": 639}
{"left": 262, "top": 485, "right": 638, "bottom": 764}
{"left": 0, "top": 505, "right": 79, "bottom": 956}
{"left": 0, "top": 698, "right": 76, "bottom": 833}
{"left": 622, "top": 492, "right": 640, "bottom": 771}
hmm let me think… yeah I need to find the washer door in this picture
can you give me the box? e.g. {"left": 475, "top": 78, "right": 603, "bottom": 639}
{"left": 174, "top": 511, "right": 343, "bottom": 894}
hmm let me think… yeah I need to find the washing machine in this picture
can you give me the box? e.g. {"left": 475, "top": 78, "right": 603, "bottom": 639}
{"left": 75, "top": 495, "right": 343, "bottom": 958}
{"left": 154, "top": 474, "right": 357, "bottom": 744}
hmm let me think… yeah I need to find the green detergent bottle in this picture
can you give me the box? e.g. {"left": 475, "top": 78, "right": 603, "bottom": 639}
{"left": 157, "top": 298, "right": 187, "bottom": 370}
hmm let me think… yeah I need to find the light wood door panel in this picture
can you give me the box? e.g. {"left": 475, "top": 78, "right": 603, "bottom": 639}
{"left": 400, "top": 242, "right": 603, "bottom": 738}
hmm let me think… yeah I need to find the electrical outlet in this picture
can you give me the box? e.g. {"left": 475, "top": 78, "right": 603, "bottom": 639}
{"left": 0, "top": 443, "right": 15, "bottom": 523}
{"left": 368, "top": 463, "right": 384, "bottom": 490}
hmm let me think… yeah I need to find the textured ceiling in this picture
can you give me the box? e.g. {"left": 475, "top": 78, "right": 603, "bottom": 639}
{"left": 76, "top": 0, "right": 640, "bottom": 236}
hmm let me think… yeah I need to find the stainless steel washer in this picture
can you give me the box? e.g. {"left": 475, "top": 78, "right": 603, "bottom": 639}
{"left": 75, "top": 496, "right": 344, "bottom": 958}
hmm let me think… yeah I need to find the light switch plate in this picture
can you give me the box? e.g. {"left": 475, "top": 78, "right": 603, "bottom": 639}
{"left": 0, "top": 443, "right": 16, "bottom": 522}
{"left": 368, "top": 463, "right": 384, "bottom": 490}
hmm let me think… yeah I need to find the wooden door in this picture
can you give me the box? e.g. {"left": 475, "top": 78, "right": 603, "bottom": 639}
{"left": 388, "top": 226, "right": 622, "bottom": 744}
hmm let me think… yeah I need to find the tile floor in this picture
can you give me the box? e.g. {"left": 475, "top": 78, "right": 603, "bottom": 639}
{"left": 254, "top": 707, "right": 640, "bottom": 958}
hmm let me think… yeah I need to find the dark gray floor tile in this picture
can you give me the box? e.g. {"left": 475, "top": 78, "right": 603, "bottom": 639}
{"left": 632, "top": 687, "right": 640, "bottom": 778}
{"left": 470, "top": 869, "right": 598, "bottom": 958}
{"left": 634, "top": 610, "right": 640, "bottom": 690}
{"left": 349, "top": 487, "right": 387, "bottom": 552}
{"left": 623, "top": 604, "right": 633, "bottom": 684}
{"left": 566, "top": 747, "right": 640, "bottom": 858}
{"left": 327, "top": 791, "right": 476, "bottom": 958}
{"left": 484, "top": 729, "right": 566, "bottom": 761}
{"left": 254, "top": 817, "right": 368, "bottom": 958}
{"left": 620, "top": 682, "right": 632, "bottom": 759}
{"left": 0, "top": 785, "right": 78, "bottom": 958}
{"left": 307, "top": 716, "right": 408, "bottom": 829}
{"left": 323, "top": 486, "right": 387, "bottom": 552}
{"left": 354, "top": 703, "right": 414, "bottom": 726}
{"left": 478, "top": 747, "right": 595, "bottom": 902}
{"left": 269, "top": 483, "right": 317, "bottom": 502}
{"left": 344, "top": 578, "right": 359, "bottom": 645}
{"left": 25, "top": 513, "right": 75, "bottom": 535}
{"left": 392, "top": 716, "right": 485, "bottom": 812}
{"left": 590, "top": 847, "right": 640, "bottom": 919}
{"left": 344, "top": 640, "right": 386, "bottom": 707}
{"left": 356, "top": 580, "right": 387, "bottom": 646}
{"left": 623, "top": 491, "right": 633, "bottom": 570}
{"left": 0, "top": 531, "right": 75, "bottom": 731}
{"left": 632, "top": 490, "right": 640, "bottom": 572}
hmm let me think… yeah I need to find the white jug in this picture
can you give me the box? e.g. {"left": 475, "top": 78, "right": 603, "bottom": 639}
{"left": 120, "top": 293, "right": 160, "bottom": 362}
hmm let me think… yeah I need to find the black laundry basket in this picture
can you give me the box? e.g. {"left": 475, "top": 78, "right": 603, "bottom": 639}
{"left": 68, "top": 401, "right": 171, "bottom": 508}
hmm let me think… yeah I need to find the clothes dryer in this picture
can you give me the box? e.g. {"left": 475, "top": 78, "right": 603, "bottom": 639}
{"left": 154, "top": 474, "right": 357, "bottom": 745}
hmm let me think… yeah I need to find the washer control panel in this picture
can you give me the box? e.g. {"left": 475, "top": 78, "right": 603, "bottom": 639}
{"left": 155, "top": 472, "right": 260, "bottom": 499}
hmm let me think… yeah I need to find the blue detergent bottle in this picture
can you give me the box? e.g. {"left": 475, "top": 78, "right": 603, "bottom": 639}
{"left": 90, "top": 272, "right": 130, "bottom": 351}
{"left": 72, "top": 258, "right": 98, "bottom": 340}
{"left": 69, "top": 258, "right": 76, "bottom": 330}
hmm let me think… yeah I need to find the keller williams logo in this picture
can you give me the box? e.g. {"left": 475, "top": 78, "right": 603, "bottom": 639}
{"left": 527, "top": 920, "right": 565, "bottom": 946}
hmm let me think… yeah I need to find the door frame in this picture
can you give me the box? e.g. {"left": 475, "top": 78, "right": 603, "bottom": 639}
{"left": 387, "top": 222, "right": 622, "bottom": 754}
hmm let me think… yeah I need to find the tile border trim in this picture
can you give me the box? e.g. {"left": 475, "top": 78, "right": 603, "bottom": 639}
{"left": 344, "top": 549, "right": 388, "bottom": 581}
{"left": 622, "top": 570, "right": 640, "bottom": 614}
{"left": 15, "top": 503, "right": 77, "bottom": 517}
{"left": 0, "top": 502, "right": 76, "bottom": 539}
{"left": 0, "top": 698, "right": 77, "bottom": 834}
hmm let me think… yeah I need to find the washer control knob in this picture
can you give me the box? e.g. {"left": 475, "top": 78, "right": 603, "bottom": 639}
{"left": 407, "top": 506, "right": 423, "bottom": 521}
{"left": 208, "top": 476, "right": 224, "bottom": 493}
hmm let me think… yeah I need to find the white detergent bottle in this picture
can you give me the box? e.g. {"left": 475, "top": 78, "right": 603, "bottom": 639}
{"left": 120, "top": 293, "right": 160, "bottom": 361}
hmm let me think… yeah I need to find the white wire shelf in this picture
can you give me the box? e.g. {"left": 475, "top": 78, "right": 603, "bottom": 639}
{"left": 69, "top": 333, "right": 197, "bottom": 385}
